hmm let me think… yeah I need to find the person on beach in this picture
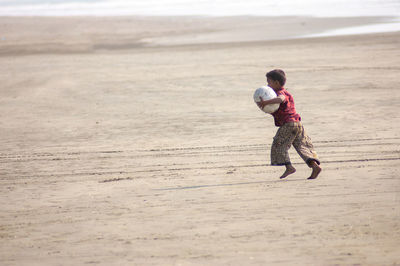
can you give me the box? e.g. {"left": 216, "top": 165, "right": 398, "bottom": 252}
{"left": 257, "top": 69, "right": 321, "bottom": 179}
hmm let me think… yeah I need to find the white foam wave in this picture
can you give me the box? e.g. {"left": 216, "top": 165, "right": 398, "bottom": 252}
{"left": 0, "top": 0, "right": 399, "bottom": 17}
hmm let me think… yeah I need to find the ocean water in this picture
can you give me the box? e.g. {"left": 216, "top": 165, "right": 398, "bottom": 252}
{"left": 0, "top": 0, "right": 399, "bottom": 36}
{"left": 0, "top": 0, "right": 399, "bottom": 17}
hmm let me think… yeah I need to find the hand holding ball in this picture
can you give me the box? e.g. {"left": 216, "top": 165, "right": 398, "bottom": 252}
{"left": 253, "top": 86, "right": 280, "bottom": 114}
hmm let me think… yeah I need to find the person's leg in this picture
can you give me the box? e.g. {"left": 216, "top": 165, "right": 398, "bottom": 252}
{"left": 292, "top": 124, "right": 322, "bottom": 179}
{"left": 307, "top": 160, "right": 322, "bottom": 179}
{"left": 271, "top": 123, "right": 298, "bottom": 179}
{"left": 280, "top": 163, "right": 296, "bottom": 179}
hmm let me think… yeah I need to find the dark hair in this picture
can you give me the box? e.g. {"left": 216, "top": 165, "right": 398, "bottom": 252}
{"left": 266, "top": 69, "right": 286, "bottom": 86}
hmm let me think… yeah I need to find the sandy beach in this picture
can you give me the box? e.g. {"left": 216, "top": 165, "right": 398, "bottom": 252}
{"left": 0, "top": 16, "right": 399, "bottom": 265}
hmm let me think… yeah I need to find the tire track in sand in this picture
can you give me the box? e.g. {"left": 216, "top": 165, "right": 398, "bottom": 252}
{"left": 0, "top": 137, "right": 399, "bottom": 181}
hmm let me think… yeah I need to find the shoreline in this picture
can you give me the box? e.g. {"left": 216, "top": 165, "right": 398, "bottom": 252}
{"left": 0, "top": 15, "right": 398, "bottom": 55}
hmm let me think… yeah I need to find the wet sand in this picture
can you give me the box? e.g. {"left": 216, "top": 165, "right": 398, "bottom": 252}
{"left": 0, "top": 16, "right": 399, "bottom": 265}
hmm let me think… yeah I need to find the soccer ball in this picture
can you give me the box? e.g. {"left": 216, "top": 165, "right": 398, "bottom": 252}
{"left": 253, "top": 86, "right": 280, "bottom": 114}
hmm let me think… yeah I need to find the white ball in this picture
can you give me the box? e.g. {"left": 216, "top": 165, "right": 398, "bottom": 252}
{"left": 253, "top": 86, "right": 280, "bottom": 114}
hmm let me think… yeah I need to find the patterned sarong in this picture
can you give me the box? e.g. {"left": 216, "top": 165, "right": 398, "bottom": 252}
{"left": 271, "top": 122, "right": 320, "bottom": 167}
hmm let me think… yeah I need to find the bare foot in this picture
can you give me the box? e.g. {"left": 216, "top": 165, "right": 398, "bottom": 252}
{"left": 308, "top": 164, "right": 322, "bottom": 179}
{"left": 280, "top": 165, "right": 296, "bottom": 179}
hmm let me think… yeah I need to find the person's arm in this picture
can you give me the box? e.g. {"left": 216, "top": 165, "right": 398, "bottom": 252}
{"left": 257, "top": 95, "right": 285, "bottom": 109}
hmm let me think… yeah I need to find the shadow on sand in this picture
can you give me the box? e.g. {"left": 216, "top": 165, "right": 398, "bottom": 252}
{"left": 154, "top": 178, "right": 303, "bottom": 191}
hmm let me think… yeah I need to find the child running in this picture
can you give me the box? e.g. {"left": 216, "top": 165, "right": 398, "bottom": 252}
{"left": 257, "top": 69, "right": 321, "bottom": 179}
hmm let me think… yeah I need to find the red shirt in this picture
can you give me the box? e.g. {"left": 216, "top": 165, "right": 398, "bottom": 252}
{"left": 272, "top": 88, "right": 301, "bottom": 127}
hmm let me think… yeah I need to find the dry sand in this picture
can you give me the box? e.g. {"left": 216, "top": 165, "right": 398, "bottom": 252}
{"left": 0, "top": 16, "right": 399, "bottom": 265}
